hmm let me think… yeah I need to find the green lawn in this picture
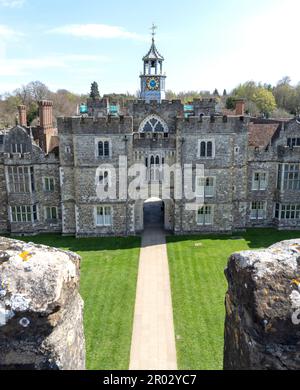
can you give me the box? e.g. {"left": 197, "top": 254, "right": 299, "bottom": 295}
{"left": 167, "top": 229, "right": 300, "bottom": 370}
{"left": 9, "top": 234, "right": 140, "bottom": 370}
{"left": 6, "top": 229, "right": 300, "bottom": 371}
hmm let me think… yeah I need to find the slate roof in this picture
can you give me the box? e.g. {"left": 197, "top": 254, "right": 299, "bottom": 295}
{"left": 143, "top": 38, "right": 164, "bottom": 61}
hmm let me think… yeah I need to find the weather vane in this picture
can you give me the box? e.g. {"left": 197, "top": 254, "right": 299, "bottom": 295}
{"left": 150, "top": 23, "right": 157, "bottom": 39}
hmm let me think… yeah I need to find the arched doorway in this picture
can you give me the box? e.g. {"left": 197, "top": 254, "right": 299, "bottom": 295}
{"left": 143, "top": 197, "right": 165, "bottom": 229}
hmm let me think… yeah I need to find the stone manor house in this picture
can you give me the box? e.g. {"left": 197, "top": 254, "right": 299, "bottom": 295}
{"left": 0, "top": 36, "right": 300, "bottom": 237}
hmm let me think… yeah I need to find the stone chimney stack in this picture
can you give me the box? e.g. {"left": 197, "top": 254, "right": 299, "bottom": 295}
{"left": 18, "top": 105, "right": 27, "bottom": 127}
{"left": 38, "top": 100, "right": 53, "bottom": 129}
{"left": 235, "top": 99, "right": 245, "bottom": 116}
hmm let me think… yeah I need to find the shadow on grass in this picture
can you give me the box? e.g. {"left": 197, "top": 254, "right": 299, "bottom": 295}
{"left": 6, "top": 234, "right": 141, "bottom": 253}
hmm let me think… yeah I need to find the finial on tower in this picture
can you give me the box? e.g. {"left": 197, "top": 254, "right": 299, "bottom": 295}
{"left": 150, "top": 23, "right": 157, "bottom": 41}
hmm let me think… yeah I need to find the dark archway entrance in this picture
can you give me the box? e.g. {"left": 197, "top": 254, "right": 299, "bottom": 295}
{"left": 143, "top": 198, "right": 165, "bottom": 229}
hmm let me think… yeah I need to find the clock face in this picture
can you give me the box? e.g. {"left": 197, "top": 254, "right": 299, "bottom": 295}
{"left": 146, "top": 77, "right": 160, "bottom": 91}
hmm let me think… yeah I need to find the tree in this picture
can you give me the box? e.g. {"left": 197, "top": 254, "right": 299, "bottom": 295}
{"left": 213, "top": 88, "right": 219, "bottom": 96}
{"left": 226, "top": 97, "right": 235, "bottom": 110}
{"left": 90, "top": 82, "right": 100, "bottom": 100}
{"left": 273, "top": 77, "right": 296, "bottom": 114}
{"left": 232, "top": 81, "right": 258, "bottom": 101}
{"left": 15, "top": 81, "right": 50, "bottom": 105}
{"left": 253, "top": 88, "right": 276, "bottom": 116}
{"left": 223, "top": 89, "right": 227, "bottom": 96}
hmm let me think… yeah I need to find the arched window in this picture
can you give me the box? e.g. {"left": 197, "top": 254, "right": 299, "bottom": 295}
{"left": 98, "top": 141, "right": 103, "bottom": 156}
{"left": 139, "top": 115, "right": 169, "bottom": 133}
{"left": 155, "top": 156, "right": 160, "bottom": 165}
{"left": 150, "top": 156, "right": 155, "bottom": 165}
{"left": 200, "top": 142, "right": 206, "bottom": 157}
{"left": 207, "top": 141, "right": 213, "bottom": 157}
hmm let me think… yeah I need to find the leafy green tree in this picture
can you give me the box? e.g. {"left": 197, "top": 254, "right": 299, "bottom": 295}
{"left": 253, "top": 88, "right": 276, "bottom": 116}
{"left": 273, "top": 77, "right": 297, "bottom": 114}
{"left": 232, "top": 81, "right": 256, "bottom": 100}
{"left": 226, "top": 97, "right": 235, "bottom": 110}
{"left": 90, "top": 82, "right": 100, "bottom": 100}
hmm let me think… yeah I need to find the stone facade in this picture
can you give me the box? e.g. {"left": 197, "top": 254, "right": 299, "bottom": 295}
{"left": 224, "top": 239, "right": 300, "bottom": 370}
{"left": 0, "top": 38, "right": 299, "bottom": 237}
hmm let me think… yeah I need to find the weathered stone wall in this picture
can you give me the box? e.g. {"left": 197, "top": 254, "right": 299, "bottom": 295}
{"left": 224, "top": 239, "right": 300, "bottom": 370}
{"left": 2, "top": 104, "right": 300, "bottom": 237}
{"left": 0, "top": 156, "right": 8, "bottom": 233}
{"left": 127, "top": 99, "right": 183, "bottom": 133}
{"left": 0, "top": 237, "right": 85, "bottom": 370}
{"left": 0, "top": 127, "right": 61, "bottom": 235}
{"left": 177, "top": 116, "right": 249, "bottom": 233}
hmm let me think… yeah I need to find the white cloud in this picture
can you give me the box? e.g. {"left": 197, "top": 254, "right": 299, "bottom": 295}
{"left": 48, "top": 24, "right": 146, "bottom": 41}
{"left": 0, "top": 0, "right": 25, "bottom": 7}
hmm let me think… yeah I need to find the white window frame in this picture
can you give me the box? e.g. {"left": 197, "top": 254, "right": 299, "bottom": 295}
{"left": 198, "top": 139, "right": 215, "bottom": 159}
{"left": 43, "top": 177, "right": 55, "bottom": 192}
{"left": 95, "top": 206, "right": 113, "bottom": 227}
{"left": 10, "top": 205, "right": 38, "bottom": 223}
{"left": 7, "top": 166, "right": 33, "bottom": 194}
{"left": 138, "top": 115, "right": 169, "bottom": 133}
{"left": 250, "top": 201, "right": 266, "bottom": 220}
{"left": 44, "top": 206, "right": 58, "bottom": 221}
{"left": 280, "top": 204, "right": 300, "bottom": 220}
{"left": 147, "top": 154, "right": 164, "bottom": 182}
{"left": 252, "top": 172, "right": 268, "bottom": 191}
{"left": 197, "top": 205, "right": 214, "bottom": 226}
{"left": 11, "top": 143, "right": 24, "bottom": 154}
{"left": 283, "top": 163, "right": 300, "bottom": 190}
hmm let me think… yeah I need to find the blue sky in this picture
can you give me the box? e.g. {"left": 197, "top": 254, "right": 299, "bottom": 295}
{"left": 0, "top": 0, "right": 300, "bottom": 96}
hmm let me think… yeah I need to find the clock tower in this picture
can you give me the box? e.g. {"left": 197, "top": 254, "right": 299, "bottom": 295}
{"left": 140, "top": 25, "right": 166, "bottom": 103}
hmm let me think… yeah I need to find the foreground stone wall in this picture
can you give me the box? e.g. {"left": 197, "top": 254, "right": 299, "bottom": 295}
{"left": 0, "top": 237, "right": 85, "bottom": 370}
{"left": 224, "top": 239, "right": 300, "bottom": 370}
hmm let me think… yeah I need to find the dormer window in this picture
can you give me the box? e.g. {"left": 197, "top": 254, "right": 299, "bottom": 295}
{"left": 11, "top": 143, "right": 26, "bottom": 154}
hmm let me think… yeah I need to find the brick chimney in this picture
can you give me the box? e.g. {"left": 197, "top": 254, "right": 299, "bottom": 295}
{"left": 37, "top": 100, "right": 58, "bottom": 154}
{"left": 18, "top": 105, "right": 27, "bottom": 127}
{"left": 235, "top": 99, "right": 245, "bottom": 116}
{"left": 38, "top": 100, "right": 53, "bottom": 129}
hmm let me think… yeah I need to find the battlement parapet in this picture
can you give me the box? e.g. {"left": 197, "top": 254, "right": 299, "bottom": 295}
{"left": 177, "top": 115, "right": 249, "bottom": 127}
{"left": 57, "top": 116, "right": 133, "bottom": 134}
